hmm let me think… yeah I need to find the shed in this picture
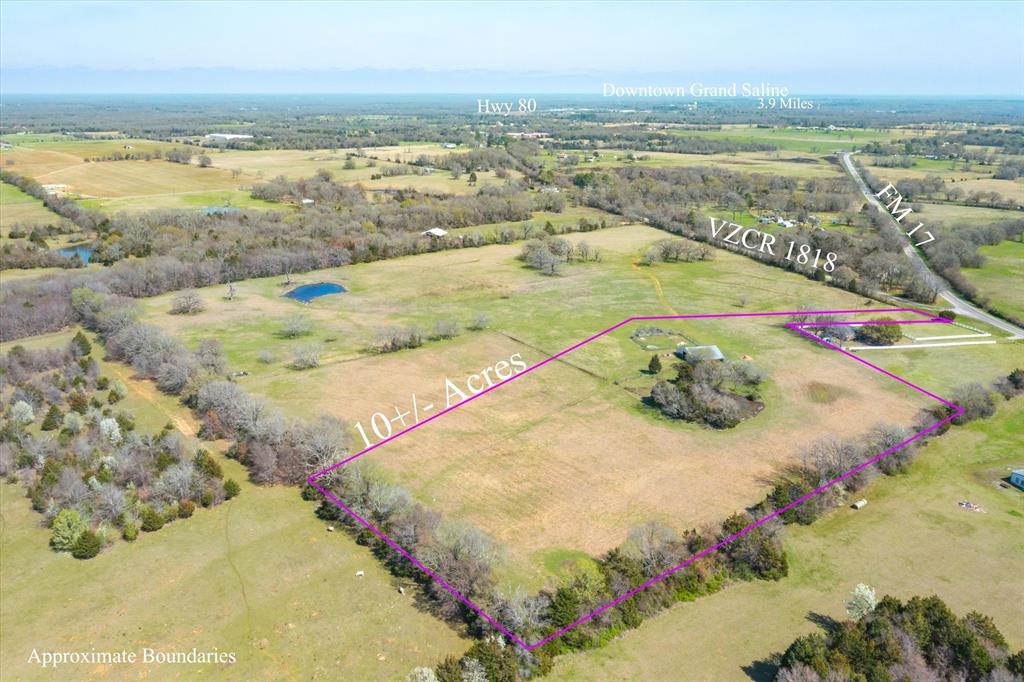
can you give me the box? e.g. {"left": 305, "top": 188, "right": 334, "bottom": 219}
{"left": 852, "top": 499, "right": 868, "bottom": 510}
{"left": 422, "top": 228, "right": 448, "bottom": 238}
{"left": 675, "top": 344, "right": 725, "bottom": 363}
{"left": 1010, "top": 469, "right": 1024, "bottom": 491}
{"left": 300, "top": 198, "right": 315, "bottom": 206}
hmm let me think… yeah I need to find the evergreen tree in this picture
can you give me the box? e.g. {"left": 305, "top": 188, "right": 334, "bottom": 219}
{"left": 71, "top": 529, "right": 102, "bottom": 559}
{"left": 648, "top": 354, "right": 662, "bottom": 374}
{"left": 41, "top": 405, "right": 62, "bottom": 431}
{"left": 71, "top": 331, "right": 92, "bottom": 357}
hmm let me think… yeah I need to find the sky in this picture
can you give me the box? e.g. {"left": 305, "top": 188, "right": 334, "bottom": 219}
{"left": 1, "top": 0, "right": 1022, "bottom": 94}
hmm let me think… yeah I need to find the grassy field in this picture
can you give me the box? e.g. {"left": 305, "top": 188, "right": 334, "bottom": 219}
{"left": 0, "top": 182, "right": 57, "bottom": 230}
{"left": 911, "top": 202, "right": 1022, "bottom": 226}
{"left": 860, "top": 159, "right": 1024, "bottom": 205}
{"left": 964, "top": 240, "right": 1024, "bottom": 322}
{"left": 35, "top": 160, "right": 246, "bottom": 198}
{"left": 668, "top": 126, "right": 910, "bottom": 154}
{"left": 0, "top": 332, "right": 467, "bottom": 680}
{"left": 128, "top": 224, "right": 1000, "bottom": 591}
{"left": 549, "top": 399, "right": 1024, "bottom": 681}
{"left": 540, "top": 148, "right": 845, "bottom": 179}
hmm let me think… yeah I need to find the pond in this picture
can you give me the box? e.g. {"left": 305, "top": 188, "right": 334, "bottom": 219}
{"left": 284, "top": 282, "right": 347, "bottom": 302}
{"left": 57, "top": 244, "right": 94, "bottom": 264}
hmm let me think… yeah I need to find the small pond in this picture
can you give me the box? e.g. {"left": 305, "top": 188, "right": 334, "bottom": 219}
{"left": 284, "top": 282, "right": 347, "bottom": 302}
{"left": 57, "top": 244, "right": 94, "bottom": 264}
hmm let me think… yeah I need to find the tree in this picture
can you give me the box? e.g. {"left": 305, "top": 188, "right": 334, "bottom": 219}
{"left": 99, "top": 417, "right": 122, "bottom": 444}
{"left": 950, "top": 383, "right": 996, "bottom": 424}
{"left": 50, "top": 509, "right": 86, "bottom": 551}
{"left": 71, "top": 330, "right": 92, "bottom": 356}
{"left": 197, "top": 155, "right": 212, "bottom": 168}
{"left": 846, "top": 583, "right": 877, "bottom": 620}
{"left": 170, "top": 290, "right": 205, "bottom": 315}
{"left": 406, "top": 668, "right": 438, "bottom": 682}
{"left": 11, "top": 400, "right": 34, "bottom": 425}
{"left": 291, "top": 344, "right": 322, "bottom": 370}
{"left": 280, "top": 314, "right": 312, "bottom": 338}
{"left": 467, "top": 171, "right": 478, "bottom": 184}
{"left": 648, "top": 354, "right": 662, "bottom": 374}
{"left": 71, "top": 529, "right": 102, "bottom": 559}
{"left": 224, "top": 478, "right": 241, "bottom": 499}
{"left": 41, "top": 405, "right": 62, "bottom": 431}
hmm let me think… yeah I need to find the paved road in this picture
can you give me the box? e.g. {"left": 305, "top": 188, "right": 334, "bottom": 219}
{"left": 841, "top": 152, "right": 1024, "bottom": 339}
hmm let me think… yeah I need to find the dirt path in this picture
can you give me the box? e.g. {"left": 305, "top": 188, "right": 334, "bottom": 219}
{"left": 632, "top": 263, "right": 679, "bottom": 315}
{"left": 106, "top": 363, "right": 198, "bottom": 437}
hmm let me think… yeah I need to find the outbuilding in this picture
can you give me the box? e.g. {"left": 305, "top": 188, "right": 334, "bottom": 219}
{"left": 422, "top": 228, "right": 448, "bottom": 238}
{"left": 675, "top": 344, "right": 725, "bottom": 363}
{"left": 1010, "top": 469, "right": 1024, "bottom": 490}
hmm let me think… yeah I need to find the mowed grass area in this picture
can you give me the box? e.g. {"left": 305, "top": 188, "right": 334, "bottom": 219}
{"left": 910, "top": 202, "right": 1021, "bottom": 227}
{"left": 549, "top": 400, "right": 1024, "bottom": 681}
{"left": 129, "top": 224, "right": 1011, "bottom": 591}
{"left": 0, "top": 331, "right": 467, "bottom": 680}
{"left": 964, "top": 240, "right": 1024, "bottom": 322}
{"left": 0, "top": 182, "right": 57, "bottom": 230}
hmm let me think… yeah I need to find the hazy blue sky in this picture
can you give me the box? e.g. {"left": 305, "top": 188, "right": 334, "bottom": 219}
{"left": 2, "top": 1, "right": 1022, "bottom": 94}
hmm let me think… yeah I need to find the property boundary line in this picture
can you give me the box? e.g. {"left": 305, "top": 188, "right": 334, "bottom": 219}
{"left": 308, "top": 307, "right": 963, "bottom": 651}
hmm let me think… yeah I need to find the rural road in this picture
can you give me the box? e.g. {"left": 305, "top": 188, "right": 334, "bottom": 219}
{"left": 841, "top": 152, "right": 1024, "bottom": 339}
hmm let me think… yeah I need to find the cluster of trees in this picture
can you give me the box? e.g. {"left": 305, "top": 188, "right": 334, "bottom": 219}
{"left": 640, "top": 238, "right": 713, "bottom": 265}
{"left": 777, "top": 595, "right": 1023, "bottom": 681}
{"left": 0, "top": 333, "right": 234, "bottom": 558}
{"left": 518, "top": 235, "right": 601, "bottom": 275}
{"left": 920, "top": 218, "right": 1024, "bottom": 326}
{"left": 649, "top": 357, "right": 766, "bottom": 429}
{"left": 853, "top": 318, "right": 903, "bottom": 346}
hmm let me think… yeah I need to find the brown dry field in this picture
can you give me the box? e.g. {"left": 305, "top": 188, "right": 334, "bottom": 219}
{"left": 282, "top": 320, "right": 931, "bottom": 587}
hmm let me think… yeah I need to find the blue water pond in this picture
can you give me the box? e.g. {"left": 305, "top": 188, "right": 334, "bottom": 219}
{"left": 284, "top": 282, "right": 347, "bottom": 302}
{"left": 57, "top": 244, "right": 94, "bottom": 264}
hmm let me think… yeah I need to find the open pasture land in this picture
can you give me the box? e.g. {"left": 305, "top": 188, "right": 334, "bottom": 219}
{"left": 909, "top": 202, "right": 1021, "bottom": 227}
{"left": 315, "top": 313, "right": 934, "bottom": 593}
{"left": 0, "top": 472, "right": 467, "bottom": 682}
{"left": 861, "top": 159, "right": 1024, "bottom": 205}
{"left": 669, "top": 126, "right": 912, "bottom": 153}
{"left": 542, "top": 148, "right": 845, "bottom": 179}
{"left": 549, "top": 400, "right": 1024, "bottom": 681}
{"left": 0, "top": 182, "right": 56, "bottom": 230}
{"left": 34, "top": 159, "right": 245, "bottom": 198}
{"left": 964, "top": 240, "right": 1024, "bottom": 322}
{"left": 0, "top": 133, "right": 201, "bottom": 161}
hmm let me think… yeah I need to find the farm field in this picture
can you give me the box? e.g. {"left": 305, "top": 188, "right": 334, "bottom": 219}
{"left": 963, "top": 240, "right": 1024, "bottom": 322}
{"left": 126, "top": 223, "right": 1016, "bottom": 592}
{"left": 549, "top": 399, "right": 1024, "bottom": 681}
{"left": 910, "top": 202, "right": 1022, "bottom": 226}
{"left": 541, "top": 148, "right": 845, "bottom": 179}
{"left": 668, "top": 126, "right": 913, "bottom": 153}
{"left": 859, "top": 159, "right": 1024, "bottom": 205}
{"left": 34, "top": 159, "right": 245, "bottom": 198}
{"left": 0, "top": 182, "right": 56, "bottom": 230}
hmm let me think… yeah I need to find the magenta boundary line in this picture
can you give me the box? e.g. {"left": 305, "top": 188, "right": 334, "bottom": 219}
{"left": 308, "top": 307, "right": 962, "bottom": 651}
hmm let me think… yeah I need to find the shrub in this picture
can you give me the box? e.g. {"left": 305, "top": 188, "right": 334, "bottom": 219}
{"left": 178, "top": 499, "right": 196, "bottom": 518}
{"left": 71, "top": 529, "right": 102, "bottom": 559}
{"left": 50, "top": 508, "right": 86, "bottom": 551}
{"left": 291, "top": 344, "right": 322, "bottom": 370}
{"left": 10, "top": 400, "right": 34, "bottom": 425}
{"left": 951, "top": 383, "right": 997, "bottom": 424}
{"left": 96, "top": 376, "right": 110, "bottom": 390}
{"left": 122, "top": 522, "right": 139, "bottom": 542}
{"left": 200, "top": 489, "right": 215, "bottom": 507}
{"left": 193, "top": 450, "right": 224, "bottom": 479}
{"left": 280, "top": 315, "right": 313, "bottom": 338}
{"left": 224, "top": 479, "right": 241, "bottom": 499}
{"left": 139, "top": 505, "right": 165, "bottom": 532}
